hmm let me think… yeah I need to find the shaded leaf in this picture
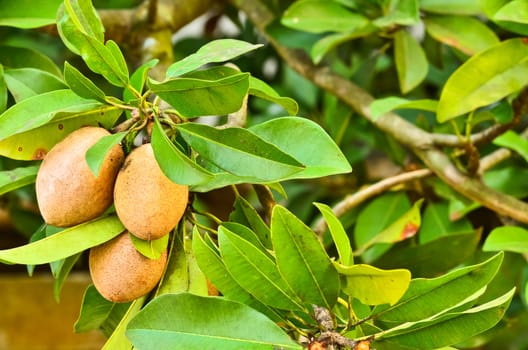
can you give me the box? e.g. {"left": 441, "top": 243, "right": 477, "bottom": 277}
{"left": 419, "top": 201, "right": 473, "bottom": 244}
{"left": 335, "top": 263, "right": 411, "bottom": 306}
{"left": 271, "top": 205, "right": 340, "bottom": 308}
{"left": 176, "top": 122, "right": 304, "bottom": 182}
{"left": 483, "top": 226, "right": 528, "bottom": 253}
{"left": 64, "top": 61, "right": 106, "bottom": 102}
{"left": 0, "top": 215, "right": 124, "bottom": 265}
{"left": 311, "top": 25, "right": 376, "bottom": 64}
{"left": 166, "top": 39, "right": 262, "bottom": 78}
{"left": 249, "top": 117, "right": 352, "bottom": 178}
{"left": 249, "top": 76, "right": 298, "bottom": 115}
{"left": 0, "top": 165, "right": 39, "bottom": 195}
{"left": 4, "top": 68, "right": 67, "bottom": 102}
{"left": 0, "top": 0, "right": 62, "bottom": 28}
{"left": 394, "top": 30, "right": 428, "bottom": 93}
{"left": 0, "top": 45, "right": 62, "bottom": 76}
{"left": 424, "top": 15, "right": 499, "bottom": 55}
{"left": 126, "top": 293, "right": 302, "bottom": 350}
{"left": 85, "top": 131, "right": 127, "bottom": 177}
{"left": 102, "top": 296, "right": 145, "bottom": 350}
{"left": 229, "top": 196, "right": 272, "bottom": 249}
{"left": 314, "top": 202, "right": 352, "bottom": 265}
{"left": 282, "top": 0, "right": 369, "bottom": 33}
{"left": 0, "top": 65, "right": 6, "bottom": 113}
{"left": 370, "top": 97, "right": 437, "bottom": 120}
{"left": 437, "top": 38, "right": 528, "bottom": 122}
{"left": 219, "top": 226, "right": 304, "bottom": 310}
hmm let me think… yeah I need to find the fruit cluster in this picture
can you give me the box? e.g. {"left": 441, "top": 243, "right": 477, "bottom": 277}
{"left": 35, "top": 126, "right": 189, "bottom": 302}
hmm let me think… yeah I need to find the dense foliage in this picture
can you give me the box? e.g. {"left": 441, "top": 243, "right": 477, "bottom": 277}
{"left": 0, "top": 0, "right": 528, "bottom": 349}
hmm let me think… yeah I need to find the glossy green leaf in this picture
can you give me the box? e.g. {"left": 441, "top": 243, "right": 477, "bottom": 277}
{"left": 424, "top": 15, "right": 499, "bottom": 55}
{"left": 0, "top": 0, "right": 62, "bottom": 28}
{"left": 130, "top": 233, "right": 169, "bottom": 260}
{"left": 151, "top": 118, "right": 213, "bottom": 187}
{"left": 483, "top": 226, "right": 528, "bottom": 253}
{"left": 126, "top": 293, "right": 302, "bottom": 350}
{"left": 0, "top": 65, "right": 6, "bottom": 113}
{"left": 57, "top": 0, "right": 105, "bottom": 55}
{"left": 229, "top": 196, "right": 272, "bottom": 249}
{"left": 176, "top": 122, "right": 304, "bottom": 181}
{"left": 374, "top": 0, "right": 419, "bottom": 27}
{"left": 0, "top": 215, "right": 124, "bottom": 265}
{"left": 335, "top": 264, "right": 411, "bottom": 306}
{"left": 102, "top": 296, "right": 145, "bottom": 350}
{"left": 219, "top": 226, "right": 304, "bottom": 310}
{"left": 0, "top": 46, "right": 61, "bottom": 76}
{"left": 249, "top": 117, "right": 352, "bottom": 178}
{"left": 157, "top": 230, "right": 207, "bottom": 296}
{"left": 394, "top": 30, "right": 428, "bottom": 94}
{"left": 376, "top": 288, "right": 514, "bottom": 349}
{"left": 419, "top": 201, "right": 473, "bottom": 244}
{"left": 124, "top": 59, "right": 158, "bottom": 103}
{"left": 166, "top": 39, "right": 262, "bottom": 78}
{"left": 222, "top": 222, "right": 271, "bottom": 257}
{"left": 420, "top": 0, "right": 482, "bottom": 15}
{"left": 149, "top": 73, "right": 249, "bottom": 117}
{"left": 493, "top": 0, "right": 528, "bottom": 25}
{"left": 249, "top": 76, "right": 298, "bottom": 115}
{"left": 370, "top": 97, "right": 438, "bottom": 119}
{"left": 271, "top": 205, "right": 340, "bottom": 308}
{"left": 311, "top": 25, "right": 376, "bottom": 64}
{"left": 437, "top": 38, "right": 528, "bottom": 122}
{"left": 314, "top": 202, "right": 352, "bottom": 265}
{"left": 493, "top": 130, "right": 528, "bottom": 163}
{"left": 0, "top": 165, "right": 39, "bottom": 195}
{"left": 85, "top": 131, "right": 126, "bottom": 177}
{"left": 374, "top": 252, "right": 503, "bottom": 324}
{"left": 0, "top": 89, "right": 100, "bottom": 141}
{"left": 192, "top": 229, "right": 281, "bottom": 321}
{"left": 64, "top": 61, "right": 106, "bottom": 102}
{"left": 282, "top": 0, "right": 369, "bottom": 33}
{"left": 4, "top": 68, "right": 67, "bottom": 102}
{"left": 0, "top": 105, "right": 122, "bottom": 160}
{"left": 80, "top": 36, "right": 129, "bottom": 87}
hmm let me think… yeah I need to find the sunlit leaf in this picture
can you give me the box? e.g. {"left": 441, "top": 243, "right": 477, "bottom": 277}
{"left": 85, "top": 131, "right": 126, "bottom": 177}
{"left": 64, "top": 61, "right": 106, "bottom": 102}
{"left": 249, "top": 76, "right": 298, "bottom": 115}
{"left": 314, "top": 202, "right": 352, "bottom": 265}
{"left": 493, "top": 130, "right": 528, "bottom": 163}
{"left": 370, "top": 97, "right": 437, "bottom": 119}
{"left": 102, "top": 296, "right": 145, "bottom": 350}
{"left": 374, "top": 0, "right": 419, "bottom": 27}
{"left": 483, "top": 226, "right": 528, "bottom": 253}
{"left": 0, "top": 0, "right": 62, "bottom": 28}
{"left": 420, "top": 0, "right": 482, "bottom": 15}
{"left": 130, "top": 233, "right": 169, "bottom": 260}
{"left": 4, "top": 68, "right": 67, "bottom": 102}
{"left": 0, "top": 165, "right": 39, "bottom": 195}
{"left": 394, "top": 30, "right": 428, "bottom": 93}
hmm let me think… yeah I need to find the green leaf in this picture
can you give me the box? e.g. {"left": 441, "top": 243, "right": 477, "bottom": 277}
{"left": 249, "top": 117, "right": 352, "bottom": 178}
{"left": 374, "top": 252, "right": 503, "bottom": 324}
{"left": 437, "top": 38, "right": 528, "bottom": 122}
{"left": 271, "top": 205, "right": 340, "bottom": 309}
{"left": 4, "top": 68, "right": 67, "bottom": 102}
{"left": 483, "top": 226, "right": 528, "bottom": 253}
{"left": 0, "top": 89, "right": 100, "bottom": 141}
{"left": 0, "top": 215, "right": 124, "bottom": 265}
{"left": 249, "top": 76, "right": 299, "bottom": 115}
{"left": 0, "top": 65, "right": 6, "bottom": 113}
{"left": 219, "top": 225, "right": 304, "bottom": 310}
{"left": 0, "top": 46, "right": 62, "bottom": 76}
{"left": 130, "top": 233, "right": 169, "bottom": 260}
{"left": 176, "top": 122, "right": 304, "bottom": 182}
{"left": 124, "top": 59, "right": 158, "bottom": 103}
{"left": 419, "top": 0, "right": 482, "bottom": 15}
{"left": 0, "top": 165, "right": 39, "bottom": 195}
{"left": 282, "top": 0, "right": 369, "bottom": 33}
{"left": 424, "top": 15, "right": 499, "bottom": 56}
{"left": 150, "top": 118, "right": 213, "bottom": 187}
{"left": 376, "top": 288, "right": 514, "bottom": 349}
{"left": 126, "top": 293, "right": 302, "bottom": 350}
{"left": 374, "top": 0, "right": 419, "bottom": 27}
{"left": 229, "top": 196, "right": 272, "bottom": 249}
{"left": 222, "top": 222, "right": 271, "bottom": 257}
{"left": 0, "top": 105, "right": 122, "bottom": 160}
{"left": 80, "top": 36, "right": 130, "bottom": 87}
{"left": 493, "top": 0, "right": 528, "bottom": 25}
{"left": 0, "top": 0, "right": 62, "bottom": 28}
{"left": 370, "top": 97, "right": 438, "bottom": 119}
{"left": 102, "top": 296, "right": 145, "bottom": 350}
{"left": 313, "top": 202, "right": 352, "bottom": 265}
{"left": 85, "top": 131, "right": 127, "bottom": 177}
{"left": 57, "top": 0, "right": 105, "bottom": 54}
{"left": 53, "top": 252, "right": 82, "bottom": 302}
{"left": 394, "top": 30, "right": 428, "bottom": 94}
{"left": 149, "top": 73, "right": 249, "bottom": 117}
{"left": 493, "top": 130, "right": 528, "bottom": 163}
{"left": 166, "top": 39, "right": 263, "bottom": 78}
{"left": 335, "top": 264, "right": 411, "bottom": 306}
{"left": 64, "top": 61, "right": 106, "bottom": 102}
{"left": 419, "top": 201, "right": 473, "bottom": 244}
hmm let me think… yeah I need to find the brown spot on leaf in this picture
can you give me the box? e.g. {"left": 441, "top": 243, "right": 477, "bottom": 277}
{"left": 17, "top": 146, "right": 23, "bottom": 152}
{"left": 522, "top": 38, "right": 528, "bottom": 45}
{"left": 58, "top": 123, "right": 64, "bottom": 130}
{"left": 32, "top": 148, "right": 47, "bottom": 160}
{"left": 400, "top": 222, "right": 419, "bottom": 240}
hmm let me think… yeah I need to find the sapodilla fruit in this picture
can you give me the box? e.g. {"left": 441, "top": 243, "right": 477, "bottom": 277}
{"left": 89, "top": 231, "right": 167, "bottom": 303}
{"left": 36, "top": 127, "right": 124, "bottom": 227}
{"left": 114, "top": 143, "right": 188, "bottom": 240}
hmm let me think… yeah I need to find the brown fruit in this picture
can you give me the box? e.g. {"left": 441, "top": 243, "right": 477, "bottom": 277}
{"left": 36, "top": 127, "right": 124, "bottom": 227}
{"left": 89, "top": 231, "right": 168, "bottom": 303}
{"left": 114, "top": 143, "right": 188, "bottom": 240}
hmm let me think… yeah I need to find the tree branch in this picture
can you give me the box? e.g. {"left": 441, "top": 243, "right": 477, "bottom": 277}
{"left": 232, "top": 0, "right": 528, "bottom": 224}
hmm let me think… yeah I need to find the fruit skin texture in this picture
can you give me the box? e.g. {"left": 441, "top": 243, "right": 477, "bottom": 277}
{"left": 114, "top": 143, "right": 189, "bottom": 240}
{"left": 89, "top": 231, "right": 168, "bottom": 303}
{"left": 36, "top": 126, "right": 124, "bottom": 227}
